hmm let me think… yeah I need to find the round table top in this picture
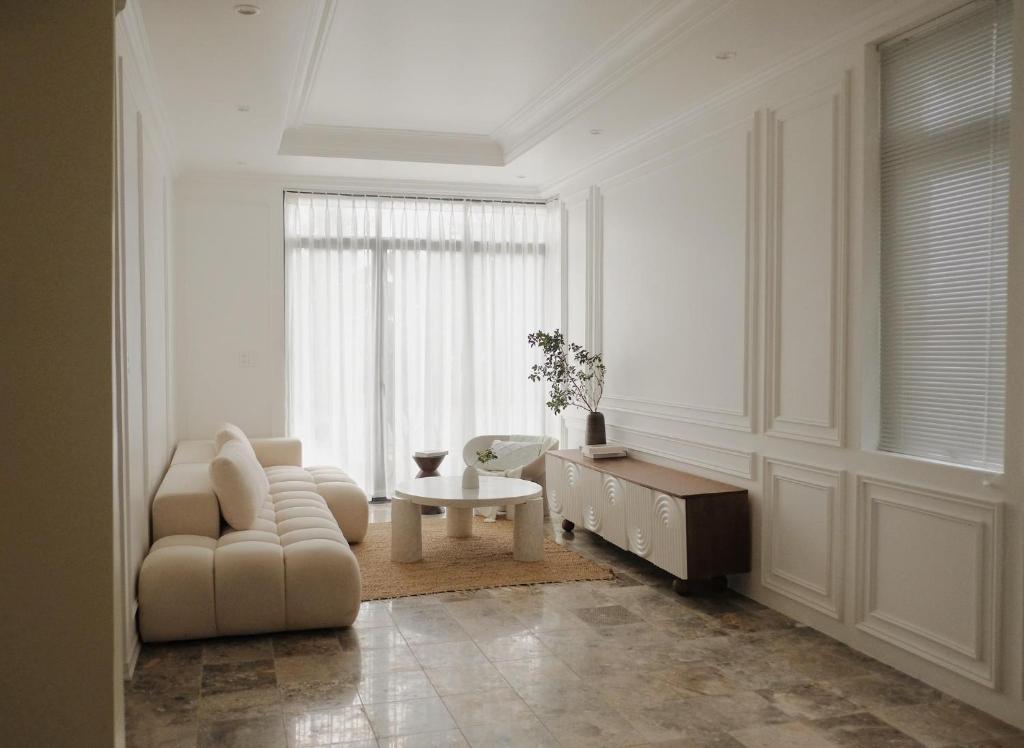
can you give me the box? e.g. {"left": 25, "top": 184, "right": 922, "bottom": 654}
{"left": 393, "top": 475, "right": 542, "bottom": 509}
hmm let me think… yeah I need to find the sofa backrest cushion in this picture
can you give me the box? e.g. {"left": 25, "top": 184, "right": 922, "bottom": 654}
{"left": 210, "top": 440, "right": 268, "bottom": 530}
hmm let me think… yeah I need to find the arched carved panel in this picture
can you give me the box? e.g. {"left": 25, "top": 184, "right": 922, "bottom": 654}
{"left": 600, "top": 474, "right": 627, "bottom": 549}
{"left": 544, "top": 455, "right": 564, "bottom": 514}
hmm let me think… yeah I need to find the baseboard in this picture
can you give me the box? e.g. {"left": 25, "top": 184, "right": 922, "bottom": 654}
{"left": 123, "top": 636, "right": 141, "bottom": 681}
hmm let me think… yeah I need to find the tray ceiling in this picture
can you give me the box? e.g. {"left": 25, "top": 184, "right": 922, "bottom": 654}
{"left": 138, "top": 0, "right": 897, "bottom": 188}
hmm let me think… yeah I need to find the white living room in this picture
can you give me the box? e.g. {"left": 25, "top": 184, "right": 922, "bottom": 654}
{"left": 4, "top": 0, "right": 1024, "bottom": 746}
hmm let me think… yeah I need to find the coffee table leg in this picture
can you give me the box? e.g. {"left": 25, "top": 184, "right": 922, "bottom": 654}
{"left": 513, "top": 499, "right": 543, "bottom": 562}
{"left": 391, "top": 499, "right": 422, "bottom": 562}
{"left": 446, "top": 507, "right": 473, "bottom": 538}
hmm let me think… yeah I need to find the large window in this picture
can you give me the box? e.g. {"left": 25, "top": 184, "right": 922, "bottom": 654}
{"left": 879, "top": 0, "right": 1012, "bottom": 472}
{"left": 285, "top": 192, "right": 550, "bottom": 497}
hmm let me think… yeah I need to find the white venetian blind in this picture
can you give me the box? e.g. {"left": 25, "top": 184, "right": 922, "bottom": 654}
{"left": 879, "top": 0, "right": 1012, "bottom": 472}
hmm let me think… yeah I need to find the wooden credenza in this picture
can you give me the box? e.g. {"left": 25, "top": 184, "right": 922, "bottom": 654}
{"left": 546, "top": 449, "right": 750, "bottom": 588}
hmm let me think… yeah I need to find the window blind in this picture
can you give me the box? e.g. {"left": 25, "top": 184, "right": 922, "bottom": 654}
{"left": 879, "top": 0, "right": 1012, "bottom": 472}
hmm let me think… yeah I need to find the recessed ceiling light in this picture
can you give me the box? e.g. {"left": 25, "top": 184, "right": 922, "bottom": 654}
{"left": 516, "top": 175, "right": 527, "bottom": 179}
{"left": 589, "top": 128, "right": 603, "bottom": 135}
{"left": 236, "top": 104, "right": 251, "bottom": 112}
{"left": 714, "top": 50, "right": 737, "bottom": 60}
{"left": 234, "top": 4, "right": 261, "bottom": 16}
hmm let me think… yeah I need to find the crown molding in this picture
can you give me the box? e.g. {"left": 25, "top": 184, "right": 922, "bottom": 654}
{"left": 540, "top": 0, "right": 930, "bottom": 196}
{"left": 177, "top": 169, "right": 544, "bottom": 201}
{"left": 283, "top": 0, "right": 337, "bottom": 130}
{"left": 116, "top": 0, "right": 178, "bottom": 174}
{"left": 493, "top": 0, "right": 732, "bottom": 163}
{"left": 279, "top": 124, "right": 504, "bottom": 166}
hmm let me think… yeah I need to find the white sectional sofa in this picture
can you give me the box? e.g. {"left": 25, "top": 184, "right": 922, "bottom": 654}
{"left": 138, "top": 426, "right": 368, "bottom": 642}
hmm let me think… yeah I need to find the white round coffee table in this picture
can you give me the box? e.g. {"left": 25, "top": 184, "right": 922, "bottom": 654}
{"left": 391, "top": 476, "right": 544, "bottom": 563}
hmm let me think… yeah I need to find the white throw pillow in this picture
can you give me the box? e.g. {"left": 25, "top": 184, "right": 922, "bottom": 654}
{"left": 215, "top": 422, "right": 254, "bottom": 457}
{"left": 209, "top": 440, "right": 267, "bottom": 530}
{"left": 484, "top": 440, "right": 543, "bottom": 472}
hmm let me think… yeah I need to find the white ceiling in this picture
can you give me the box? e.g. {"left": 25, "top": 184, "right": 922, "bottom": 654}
{"left": 304, "top": 0, "right": 657, "bottom": 135}
{"left": 138, "top": 0, "right": 895, "bottom": 190}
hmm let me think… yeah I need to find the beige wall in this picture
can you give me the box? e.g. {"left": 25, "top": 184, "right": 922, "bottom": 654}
{"left": 0, "top": 2, "right": 120, "bottom": 745}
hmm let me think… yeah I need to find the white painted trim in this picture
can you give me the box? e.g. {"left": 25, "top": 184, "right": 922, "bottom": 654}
{"left": 493, "top": 0, "right": 735, "bottom": 162}
{"left": 124, "top": 637, "right": 141, "bottom": 681}
{"left": 605, "top": 423, "right": 755, "bottom": 481}
{"left": 586, "top": 186, "right": 603, "bottom": 354}
{"left": 763, "top": 74, "right": 849, "bottom": 447}
{"left": 178, "top": 170, "right": 543, "bottom": 201}
{"left": 598, "top": 116, "right": 759, "bottom": 432}
{"left": 762, "top": 458, "right": 845, "bottom": 619}
{"left": 855, "top": 475, "right": 1003, "bottom": 688}
{"left": 283, "top": 0, "right": 336, "bottom": 129}
{"left": 279, "top": 125, "right": 504, "bottom": 166}
{"left": 116, "top": 0, "right": 177, "bottom": 173}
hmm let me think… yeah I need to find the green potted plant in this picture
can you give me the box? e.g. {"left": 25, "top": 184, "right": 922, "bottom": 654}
{"left": 527, "top": 329, "right": 607, "bottom": 445}
{"left": 463, "top": 447, "right": 497, "bottom": 489}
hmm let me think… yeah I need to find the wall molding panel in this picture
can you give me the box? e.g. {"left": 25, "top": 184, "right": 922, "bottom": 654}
{"left": 600, "top": 117, "right": 759, "bottom": 433}
{"left": 763, "top": 74, "right": 849, "bottom": 447}
{"left": 762, "top": 458, "right": 844, "bottom": 619}
{"left": 605, "top": 423, "right": 755, "bottom": 481}
{"left": 856, "top": 476, "right": 1003, "bottom": 688}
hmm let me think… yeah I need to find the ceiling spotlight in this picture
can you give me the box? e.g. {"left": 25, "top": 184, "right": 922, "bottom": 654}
{"left": 589, "top": 128, "right": 603, "bottom": 135}
{"left": 234, "top": 4, "right": 261, "bottom": 16}
{"left": 714, "top": 50, "right": 737, "bottom": 60}
{"left": 236, "top": 104, "right": 251, "bottom": 112}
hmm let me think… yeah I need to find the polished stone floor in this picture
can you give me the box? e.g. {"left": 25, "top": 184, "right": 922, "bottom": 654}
{"left": 126, "top": 508, "right": 1022, "bottom": 748}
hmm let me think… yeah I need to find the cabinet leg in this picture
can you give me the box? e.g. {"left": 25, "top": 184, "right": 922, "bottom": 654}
{"left": 673, "top": 576, "right": 728, "bottom": 597}
{"left": 561, "top": 518, "right": 575, "bottom": 533}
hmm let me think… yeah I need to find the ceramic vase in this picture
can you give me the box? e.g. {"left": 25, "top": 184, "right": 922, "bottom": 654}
{"left": 462, "top": 464, "right": 480, "bottom": 489}
{"left": 585, "top": 411, "right": 607, "bottom": 445}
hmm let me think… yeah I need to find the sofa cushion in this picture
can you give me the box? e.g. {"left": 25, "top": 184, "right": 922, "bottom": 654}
{"left": 210, "top": 440, "right": 268, "bottom": 530}
{"left": 214, "top": 422, "right": 260, "bottom": 464}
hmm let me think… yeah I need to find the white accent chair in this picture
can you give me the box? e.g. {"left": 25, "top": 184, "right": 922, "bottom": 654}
{"left": 462, "top": 434, "right": 558, "bottom": 521}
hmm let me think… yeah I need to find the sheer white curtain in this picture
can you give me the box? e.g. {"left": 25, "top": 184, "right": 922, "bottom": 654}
{"left": 285, "top": 192, "right": 549, "bottom": 498}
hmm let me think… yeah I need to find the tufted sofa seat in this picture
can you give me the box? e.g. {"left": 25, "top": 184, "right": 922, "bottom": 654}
{"left": 138, "top": 437, "right": 368, "bottom": 642}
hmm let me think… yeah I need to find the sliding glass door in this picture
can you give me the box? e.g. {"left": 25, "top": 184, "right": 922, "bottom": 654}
{"left": 285, "top": 192, "right": 549, "bottom": 498}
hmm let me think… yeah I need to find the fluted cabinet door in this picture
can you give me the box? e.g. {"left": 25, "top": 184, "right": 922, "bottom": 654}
{"left": 625, "top": 482, "right": 688, "bottom": 579}
{"left": 562, "top": 460, "right": 587, "bottom": 526}
{"left": 582, "top": 467, "right": 602, "bottom": 533}
{"left": 545, "top": 455, "right": 566, "bottom": 517}
{"left": 593, "top": 473, "right": 628, "bottom": 549}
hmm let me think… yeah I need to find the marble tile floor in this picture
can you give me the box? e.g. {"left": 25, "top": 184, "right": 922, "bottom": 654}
{"left": 127, "top": 510, "right": 1022, "bottom": 748}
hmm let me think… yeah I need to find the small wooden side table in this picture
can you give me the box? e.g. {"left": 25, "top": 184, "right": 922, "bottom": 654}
{"left": 412, "top": 450, "right": 448, "bottom": 515}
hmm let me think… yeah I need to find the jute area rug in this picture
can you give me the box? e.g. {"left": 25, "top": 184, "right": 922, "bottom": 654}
{"left": 351, "top": 516, "right": 613, "bottom": 601}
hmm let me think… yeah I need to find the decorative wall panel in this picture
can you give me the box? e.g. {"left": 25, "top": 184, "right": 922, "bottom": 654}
{"left": 857, "top": 477, "right": 1002, "bottom": 687}
{"left": 764, "top": 76, "right": 848, "bottom": 445}
{"left": 762, "top": 458, "right": 844, "bottom": 618}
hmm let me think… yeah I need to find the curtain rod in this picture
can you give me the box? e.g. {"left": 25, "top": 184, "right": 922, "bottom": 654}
{"left": 284, "top": 188, "right": 550, "bottom": 206}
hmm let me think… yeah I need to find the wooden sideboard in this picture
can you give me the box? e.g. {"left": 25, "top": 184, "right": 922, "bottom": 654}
{"left": 545, "top": 449, "right": 750, "bottom": 592}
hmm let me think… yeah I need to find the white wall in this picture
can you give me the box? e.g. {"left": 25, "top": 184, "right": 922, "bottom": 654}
{"left": 173, "top": 176, "right": 287, "bottom": 440}
{"left": 553, "top": 0, "right": 1023, "bottom": 728}
{"left": 116, "top": 3, "right": 177, "bottom": 678}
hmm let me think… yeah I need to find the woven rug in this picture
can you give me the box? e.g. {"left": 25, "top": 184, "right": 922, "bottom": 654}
{"left": 351, "top": 516, "right": 613, "bottom": 600}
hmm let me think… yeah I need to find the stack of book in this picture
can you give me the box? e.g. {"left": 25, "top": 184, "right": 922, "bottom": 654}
{"left": 582, "top": 444, "right": 628, "bottom": 459}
